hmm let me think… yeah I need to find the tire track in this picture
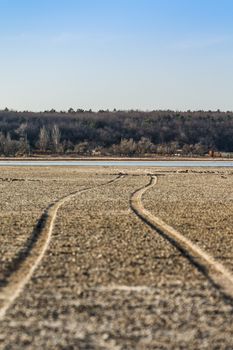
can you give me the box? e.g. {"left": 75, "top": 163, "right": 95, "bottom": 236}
{"left": 130, "top": 175, "right": 233, "bottom": 300}
{"left": 0, "top": 174, "right": 123, "bottom": 320}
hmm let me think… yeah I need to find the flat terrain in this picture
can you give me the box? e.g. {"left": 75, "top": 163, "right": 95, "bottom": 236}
{"left": 0, "top": 166, "right": 233, "bottom": 349}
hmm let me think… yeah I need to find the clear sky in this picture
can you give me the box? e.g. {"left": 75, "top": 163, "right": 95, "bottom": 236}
{"left": 1, "top": 0, "right": 233, "bottom": 111}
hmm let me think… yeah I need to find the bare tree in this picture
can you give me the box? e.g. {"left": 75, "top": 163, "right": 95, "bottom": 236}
{"left": 0, "top": 132, "right": 6, "bottom": 155}
{"left": 2, "top": 132, "right": 18, "bottom": 156}
{"left": 16, "top": 123, "right": 28, "bottom": 138}
{"left": 5, "top": 133, "right": 13, "bottom": 156}
{"left": 137, "top": 137, "right": 155, "bottom": 155}
{"left": 111, "top": 138, "right": 137, "bottom": 156}
{"left": 74, "top": 141, "right": 90, "bottom": 155}
{"left": 39, "top": 126, "right": 49, "bottom": 152}
{"left": 51, "top": 124, "right": 61, "bottom": 153}
{"left": 18, "top": 134, "right": 30, "bottom": 155}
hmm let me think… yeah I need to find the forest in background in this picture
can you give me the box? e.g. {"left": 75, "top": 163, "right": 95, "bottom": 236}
{"left": 0, "top": 109, "right": 232, "bottom": 157}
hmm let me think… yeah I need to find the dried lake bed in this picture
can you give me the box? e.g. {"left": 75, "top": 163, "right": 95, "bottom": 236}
{"left": 0, "top": 166, "right": 233, "bottom": 349}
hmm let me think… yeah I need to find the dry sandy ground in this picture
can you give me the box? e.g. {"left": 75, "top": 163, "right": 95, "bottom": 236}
{"left": 0, "top": 167, "right": 233, "bottom": 349}
{"left": 0, "top": 168, "right": 113, "bottom": 287}
{"left": 143, "top": 170, "right": 233, "bottom": 272}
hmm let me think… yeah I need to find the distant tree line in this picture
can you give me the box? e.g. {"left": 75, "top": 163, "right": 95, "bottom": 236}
{"left": 0, "top": 108, "right": 232, "bottom": 157}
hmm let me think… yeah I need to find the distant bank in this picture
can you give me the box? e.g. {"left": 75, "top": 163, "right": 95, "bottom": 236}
{"left": 0, "top": 156, "right": 232, "bottom": 162}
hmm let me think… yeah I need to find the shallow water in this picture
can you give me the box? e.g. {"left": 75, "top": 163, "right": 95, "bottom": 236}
{"left": 0, "top": 160, "right": 233, "bottom": 167}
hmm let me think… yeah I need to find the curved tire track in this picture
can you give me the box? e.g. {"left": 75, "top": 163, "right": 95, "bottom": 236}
{"left": 130, "top": 175, "right": 233, "bottom": 299}
{"left": 0, "top": 174, "right": 123, "bottom": 320}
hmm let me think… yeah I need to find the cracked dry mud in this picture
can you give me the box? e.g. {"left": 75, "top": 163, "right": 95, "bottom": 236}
{"left": 0, "top": 167, "right": 233, "bottom": 349}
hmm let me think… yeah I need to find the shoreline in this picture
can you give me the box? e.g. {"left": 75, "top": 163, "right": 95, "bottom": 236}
{"left": 0, "top": 156, "right": 232, "bottom": 162}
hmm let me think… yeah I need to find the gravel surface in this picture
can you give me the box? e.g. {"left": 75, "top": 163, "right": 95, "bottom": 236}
{"left": 0, "top": 168, "right": 233, "bottom": 349}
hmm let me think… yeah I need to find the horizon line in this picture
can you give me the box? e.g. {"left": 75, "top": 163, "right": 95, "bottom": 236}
{"left": 1, "top": 108, "right": 232, "bottom": 114}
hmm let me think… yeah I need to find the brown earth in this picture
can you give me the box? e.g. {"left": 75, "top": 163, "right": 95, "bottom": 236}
{"left": 0, "top": 167, "right": 233, "bottom": 349}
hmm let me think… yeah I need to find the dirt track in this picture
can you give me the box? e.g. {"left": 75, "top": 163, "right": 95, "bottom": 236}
{"left": 131, "top": 175, "right": 233, "bottom": 299}
{"left": 0, "top": 167, "right": 233, "bottom": 349}
{"left": 0, "top": 174, "right": 122, "bottom": 320}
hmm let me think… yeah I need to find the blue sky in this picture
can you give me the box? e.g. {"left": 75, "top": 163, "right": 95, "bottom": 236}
{"left": 1, "top": 0, "right": 233, "bottom": 111}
